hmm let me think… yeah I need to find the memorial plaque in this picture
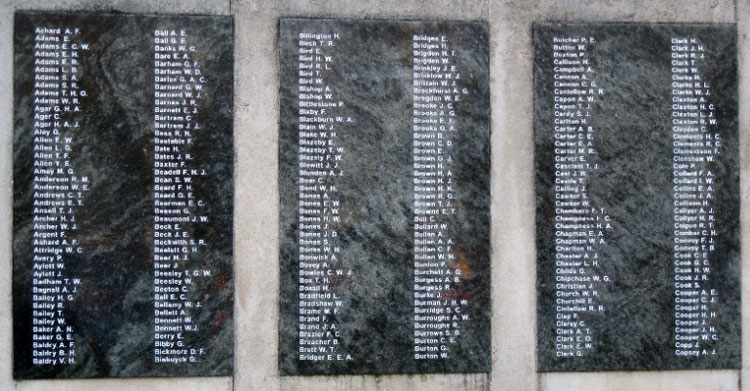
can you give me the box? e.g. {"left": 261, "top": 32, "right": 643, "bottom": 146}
{"left": 13, "top": 11, "right": 233, "bottom": 378}
{"left": 279, "top": 18, "right": 491, "bottom": 375}
{"left": 535, "top": 23, "right": 740, "bottom": 371}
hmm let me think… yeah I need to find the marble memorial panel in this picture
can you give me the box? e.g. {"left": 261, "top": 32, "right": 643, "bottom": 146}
{"left": 13, "top": 11, "right": 234, "bottom": 379}
{"left": 279, "top": 18, "right": 491, "bottom": 375}
{"left": 535, "top": 22, "right": 740, "bottom": 371}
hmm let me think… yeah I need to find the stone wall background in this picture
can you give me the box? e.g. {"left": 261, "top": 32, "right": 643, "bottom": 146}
{"left": 0, "top": 0, "right": 746, "bottom": 390}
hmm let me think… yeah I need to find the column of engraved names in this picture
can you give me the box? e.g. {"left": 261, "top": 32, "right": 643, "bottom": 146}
{"left": 296, "top": 31, "right": 353, "bottom": 362}
{"left": 412, "top": 34, "right": 470, "bottom": 361}
{"left": 550, "top": 35, "right": 611, "bottom": 358}
{"left": 30, "top": 25, "right": 88, "bottom": 366}
{"left": 152, "top": 28, "right": 210, "bottom": 364}
{"left": 670, "top": 36, "right": 721, "bottom": 358}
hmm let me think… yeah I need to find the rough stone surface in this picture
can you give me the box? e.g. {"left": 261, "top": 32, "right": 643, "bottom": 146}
{"left": 540, "top": 370, "right": 739, "bottom": 391}
{"left": 742, "top": 1, "right": 750, "bottom": 391}
{"left": 14, "top": 0, "right": 230, "bottom": 15}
